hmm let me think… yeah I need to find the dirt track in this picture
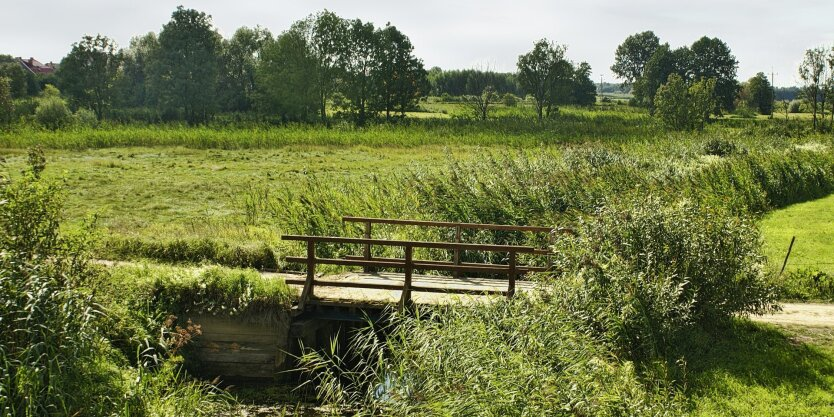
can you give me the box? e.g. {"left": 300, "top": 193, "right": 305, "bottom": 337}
{"left": 752, "top": 303, "right": 834, "bottom": 327}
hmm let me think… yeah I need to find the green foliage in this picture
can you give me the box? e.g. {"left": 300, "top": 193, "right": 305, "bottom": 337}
{"left": 300, "top": 296, "right": 685, "bottom": 416}
{"left": 34, "top": 88, "right": 72, "bottom": 130}
{"left": 554, "top": 198, "right": 776, "bottom": 359}
{"left": 257, "top": 29, "right": 319, "bottom": 121}
{"left": 778, "top": 269, "right": 834, "bottom": 301}
{"left": 516, "top": 39, "right": 571, "bottom": 121}
{"left": 103, "top": 236, "right": 279, "bottom": 270}
{"left": 218, "top": 26, "right": 272, "bottom": 113}
{"left": 0, "top": 76, "right": 13, "bottom": 127}
{"left": 502, "top": 92, "right": 518, "bottom": 107}
{"left": 745, "top": 72, "right": 775, "bottom": 115}
{"left": 611, "top": 31, "right": 661, "bottom": 87}
{"left": 74, "top": 107, "right": 99, "bottom": 127}
{"left": 151, "top": 6, "right": 222, "bottom": 124}
{"left": 58, "top": 34, "right": 123, "bottom": 119}
{"left": 702, "top": 138, "right": 740, "bottom": 157}
{"left": 654, "top": 74, "right": 716, "bottom": 131}
{"left": 690, "top": 36, "right": 739, "bottom": 114}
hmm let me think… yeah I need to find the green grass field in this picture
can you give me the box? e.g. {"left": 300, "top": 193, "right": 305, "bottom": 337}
{"left": 762, "top": 193, "right": 834, "bottom": 276}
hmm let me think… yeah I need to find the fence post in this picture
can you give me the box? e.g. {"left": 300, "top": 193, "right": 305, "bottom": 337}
{"left": 507, "top": 251, "right": 516, "bottom": 299}
{"left": 400, "top": 245, "right": 413, "bottom": 310}
{"left": 299, "top": 240, "right": 316, "bottom": 310}
{"left": 363, "top": 221, "right": 372, "bottom": 273}
{"left": 779, "top": 236, "right": 796, "bottom": 277}
{"left": 453, "top": 225, "right": 462, "bottom": 278}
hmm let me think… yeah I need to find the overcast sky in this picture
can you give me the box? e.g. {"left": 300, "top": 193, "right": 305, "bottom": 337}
{"left": 3, "top": 0, "right": 833, "bottom": 87}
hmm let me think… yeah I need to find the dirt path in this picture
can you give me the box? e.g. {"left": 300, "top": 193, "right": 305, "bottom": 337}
{"left": 752, "top": 303, "right": 834, "bottom": 327}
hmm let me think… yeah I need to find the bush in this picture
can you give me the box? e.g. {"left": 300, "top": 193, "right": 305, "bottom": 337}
{"left": 703, "top": 138, "right": 739, "bottom": 157}
{"left": 777, "top": 269, "right": 834, "bottom": 301}
{"left": 35, "top": 96, "right": 72, "bottom": 130}
{"left": 789, "top": 100, "right": 802, "bottom": 113}
{"left": 552, "top": 197, "right": 777, "bottom": 360}
{"left": 74, "top": 107, "right": 99, "bottom": 127}
{"left": 502, "top": 92, "right": 519, "bottom": 107}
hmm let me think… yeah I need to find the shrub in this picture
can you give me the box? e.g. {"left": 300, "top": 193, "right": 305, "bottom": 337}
{"left": 74, "top": 107, "right": 99, "bottom": 127}
{"left": 552, "top": 197, "right": 777, "bottom": 360}
{"left": 777, "top": 269, "right": 834, "bottom": 301}
{"left": 788, "top": 100, "right": 802, "bottom": 113}
{"left": 35, "top": 96, "right": 72, "bottom": 130}
{"left": 654, "top": 74, "right": 716, "bottom": 131}
{"left": 703, "top": 138, "right": 739, "bottom": 157}
{"left": 502, "top": 92, "right": 519, "bottom": 107}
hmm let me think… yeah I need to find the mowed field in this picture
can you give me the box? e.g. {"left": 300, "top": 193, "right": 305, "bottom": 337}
{"left": 762, "top": 193, "right": 834, "bottom": 276}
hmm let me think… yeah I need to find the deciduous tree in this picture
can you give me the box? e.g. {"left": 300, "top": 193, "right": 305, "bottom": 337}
{"left": 218, "top": 26, "right": 272, "bottom": 112}
{"left": 690, "top": 36, "right": 738, "bottom": 115}
{"left": 517, "top": 39, "right": 570, "bottom": 121}
{"left": 744, "top": 72, "right": 774, "bottom": 115}
{"left": 256, "top": 29, "right": 319, "bottom": 121}
{"left": 611, "top": 31, "right": 660, "bottom": 88}
{"left": 58, "top": 34, "right": 123, "bottom": 119}
{"left": 0, "top": 77, "right": 13, "bottom": 128}
{"left": 799, "top": 47, "right": 827, "bottom": 130}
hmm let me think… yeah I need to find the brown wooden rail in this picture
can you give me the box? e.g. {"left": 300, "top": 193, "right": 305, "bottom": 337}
{"left": 281, "top": 234, "right": 548, "bottom": 310}
{"left": 342, "top": 216, "right": 555, "bottom": 277}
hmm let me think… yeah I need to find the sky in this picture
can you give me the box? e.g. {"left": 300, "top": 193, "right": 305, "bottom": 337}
{"left": 3, "top": 0, "right": 834, "bottom": 87}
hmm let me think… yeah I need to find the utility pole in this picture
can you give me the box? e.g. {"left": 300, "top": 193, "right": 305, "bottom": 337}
{"left": 770, "top": 67, "right": 777, "bottom": 119}
{"left": 599, "top": 75, "right": 604, "bottom": 100}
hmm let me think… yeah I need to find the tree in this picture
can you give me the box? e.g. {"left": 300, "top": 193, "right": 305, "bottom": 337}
{"left": 799, "top": 47, "right": 827, "bottom": 130}
{"left": 373, "top": 24, "right": 427, "bottom": 119}
{"left": 744, "top": 72, "right": 774, "bottom": 115}
{"left": 690, "top": 36, "right": 739, "bottom": 115}
{"left": 291, "top": 10, "right": 350, "bottom": 124}
{"left": 654, "top": 73, "right": 715, "bottom": 131}
{"left": 257, "top": 28, "right": 319, "bottom": 121}
{"left": 517, "top": 39, "right": 570, "bottom": 121}
{"left": 571, "top": 62, "right": 597, "bottom": 106}
{"left": 151, "top": 7, "right": 222, "bottom": 124}
{"left": 218, "top": 26, "right": 272, "bottom": 112}
{"left": 0, "top": 56, "right": 28, "bottom": 98}
{"left": 611, "top": 31, "right": 660, "bottom": 88}
{"left": 340, "top": 19, "right": 378, "bottom": 125}
{"left": 462, "top": 81, "right": 497, "bottom": 120}
{"left": 117, "top": 33, "right": 159, "bottom": 109}
{"left": 58, "top": 34, "right": 123, "bottom": 119}
{"left": 0, "top": 77, "right": 13, "bottom": 128}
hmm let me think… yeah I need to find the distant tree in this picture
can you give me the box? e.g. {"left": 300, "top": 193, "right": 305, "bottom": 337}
{"left": 517, "top": 39, "right": 571, "bottom": 121}
{"left": 689, "top": 36, "right": 739, "bottom": 115}
{"left": 256, "top": 29, "right": 319, "bottom": 121}
{"left": 338, "top": 19, "right": 379, "bottom": 125}
{"left": 291, "top": 10, "right": 350, "bottom": 124}
{"left": 150, "top": 7, "right": 222, "bottom": 124}
{"left": 799, "top": 47, "right": 828, "bottom": 130}
{"left": 462, "top": 82, "right": 497, "bottom": 120}
{"left": 0, "top": 56, "right": 28, "bottom": 98}
{"left": 571, "top": 62, "right": 597, "bottom": 106}
{"left": 218, "top": 26, "right": 272, "bottom": 112}
{"left": 117, "top": 33, "right": 159, "bottom": 109}
{"left": 373, "top": 24, "right": 427, "bottom": 119}
{"left": 611, "top": 31, "right": 660, "bottom": 89}
{"left": 654, "top": 73, "right": 716, "bottom": 131}
{"left": 744, "top": 72, "right": 774, "bottom": 115}
{"left": 0, "top": 77, "right": 13, "bottom": 127}
{"left": 58, "top": 34, "right": 123, "bottom": 119}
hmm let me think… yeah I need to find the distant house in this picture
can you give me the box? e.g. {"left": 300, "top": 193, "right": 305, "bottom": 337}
{"left": 18, "top": 57, "right": 57, "bottom": 75}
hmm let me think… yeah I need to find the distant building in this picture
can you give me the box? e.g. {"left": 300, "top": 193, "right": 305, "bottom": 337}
{"left": 18, "top": 57, "right": 57, "bottom": 75}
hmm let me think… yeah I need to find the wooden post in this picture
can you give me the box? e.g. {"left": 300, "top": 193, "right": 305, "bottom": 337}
{"left": 400, "top": 245, "right": 413, "bottom": 310}
{"left": 779, "top": 236, "right": 796, "bottom": 276}
{"left": 299, "top": 240, "right": 316, "bottom": 310}
{"left": 363, "top": 221, "right": 372, "bottom": 273}
{"left": 453, "top": 225, "right": 461, "bottom": 278}
{"left": 507, "top": 251, "right": 516, "bottom": 299}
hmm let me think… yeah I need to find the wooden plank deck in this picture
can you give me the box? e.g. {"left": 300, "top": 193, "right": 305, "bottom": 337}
{"left": 263, "top": 271, "right": 537, "bottom": 307}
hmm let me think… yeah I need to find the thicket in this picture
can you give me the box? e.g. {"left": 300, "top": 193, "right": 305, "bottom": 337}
{"left": 0, "top": 157, "right": 235, "bottom": 416}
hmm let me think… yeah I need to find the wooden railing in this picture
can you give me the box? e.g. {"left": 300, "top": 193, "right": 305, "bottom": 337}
{"left": 282, "top": 218, "right": 554, "bottom": 310}
{"left": 342, "top": 216, "right": 554, "bottom": 276}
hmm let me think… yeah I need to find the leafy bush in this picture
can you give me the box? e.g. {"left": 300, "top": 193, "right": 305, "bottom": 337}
{"left": 35, "top": 96, "right": 72, "bottom": 130}
{"left": 74, "top": 107, "right": 99, "bottom": 127}
{"left": 777, "top": 268, "right": 834, "bottom": 301}
{"left": 552, "top": 197, "right": 777, "bottom": 360}
{"left": 703, "top": 138, "right": 739, "bottom": 157}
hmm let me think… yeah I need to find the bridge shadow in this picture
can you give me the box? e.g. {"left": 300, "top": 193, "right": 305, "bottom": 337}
{"left": 682, "top": 319, "right": 834, "bottom": 398}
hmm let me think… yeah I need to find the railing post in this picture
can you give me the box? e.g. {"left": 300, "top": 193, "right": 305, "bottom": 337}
{"left": 299, "top": 240, "right": 316, "bottom": 310}
{"left": 507, "top": 251, "right": 516, "bottom": 299}
{"left": 453, "top": 225, "right": 461, "bottom": 278}
{"left": 400, "top": 245, "right": 413, "bottom": 310}
{"left": 363, "top": 221, "right": 372, "bottom": 273}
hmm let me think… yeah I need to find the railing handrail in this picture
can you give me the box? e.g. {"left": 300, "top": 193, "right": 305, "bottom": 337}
{"left": 281, "top": 234, "right": 539, "bottom": 253}
{"left": 342, "top": 216, "right": 554, "bottom": 233}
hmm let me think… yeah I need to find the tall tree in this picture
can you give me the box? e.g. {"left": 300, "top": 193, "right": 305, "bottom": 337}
{"left": 517, "top": 39, "right": 570, "bottom": 121}
{"left": 611, "top": 31, "right": 660, "bottom": 88}
{"left": 0, "top": 77, "right": 13, "bottom": 128}
{"left": 340, "top": 19, "right": 378, "bottom": 125}
{"left": 151, "top": 7, "right": 222, "bottom": 124}
{"left": 654, "top": 73, "right": 715, "bottom": 131}
{"left": 117, "top": 33, "right": 158, "bottom": 108}
{"left": 744, "top": 72, "right": 774, "bottom": 115}
{"left": 218, "top": 26, "right": 272, "bottom": 112}
{"left": 799, "top": 47, "right": 827, "bottom": 130}
{"left": 689, "top": 36, "right": 739, "bottom": 115}
{"left": 571, "top": 62, "right": 597, "bottom": 106}
{"left": 256, "top": 28, "right": 319, "bottom": 121}
{"left": 57, "top": 34, "right": 123, "bottom": 119}
{"left": 373, "top": 24, "right": 427, "bottom": 119}
{"left": 0, "top": 56, "right": 28, "bottom": 98}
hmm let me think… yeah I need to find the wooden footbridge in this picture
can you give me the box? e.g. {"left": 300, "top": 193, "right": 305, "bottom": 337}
{"left": 280, "top": 216, "right": 555, "bottom": 312}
